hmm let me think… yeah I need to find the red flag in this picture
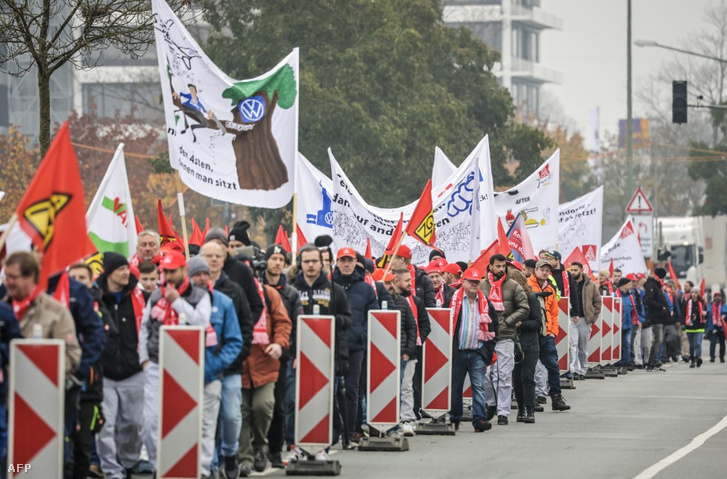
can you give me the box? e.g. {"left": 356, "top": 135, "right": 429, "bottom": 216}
{"left": 365, "top": 237, "right": 373, "bottom": 260}
{"left": 700, "top": 278, "right": 706, "bottom": 297}
{"left": 203, "top": 218, "right": 210, "bottom": 239}
{"left": 189, "top": 218, "right": 203, "bottom": 246}
{"left": 224, "top": 225, "right": 229, "bottom": 237}
{"left": 275, "top": 225, "right": 292, "bottom": 253}
{"left": 296, "top": 224, "right": 308, "bottom": 252}
{"left": 156, "top": 200, "right": 176, "bottom": 245}
{"left": 15, "top": 122, "right": 95, "bottom": 289}
{"left": 405, "top": 179, "right": 435, "bottom": 246}
{"left": 667, "top": 260, "right": 682, "bottom": 291}
{"left": 609, "top": 257, "right": 614, "bottom": 278}
{"left": 564, "top": 247, "right": 594, "bottom": 279}
{"left": 135, "top": 215, "right": 144, "bottom": 235}
{"left": 470, "top": 239, "right": 499, "bottom": 275}
{"left": 497, "top": 218, "right": 510, "bottom": 256}
{"left": 384, "top": 213, "right": 405, "bottom": 255}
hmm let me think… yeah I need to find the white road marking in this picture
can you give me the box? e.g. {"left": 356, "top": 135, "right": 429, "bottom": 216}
{"left": 633, "top": 413, "right": 727, "bottom": 479}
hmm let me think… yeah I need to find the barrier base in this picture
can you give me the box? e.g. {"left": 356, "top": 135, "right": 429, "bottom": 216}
{"left": 617, "top": 367, "right": 628, "bottom": 375}
{"left": 358, "top": 436, "right": 409, "bottom": 452}
{"left": 286, "top": 459, "right": 341, "bottom": 476}
{"left": 560, "top": 378, "right": 575, "bottom": 389}
{"left": 417, "top": 417, "right": 456, "bottom": 436}
{"left": 585, "top": 368, "right": 605, "bottom": 380}
{"left": 602, "top": 367, "right": 619, "bottom": 377}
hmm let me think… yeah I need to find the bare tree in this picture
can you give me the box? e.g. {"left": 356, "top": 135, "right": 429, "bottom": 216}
{"left": 0, "top": 0, "right": 193, "bottom": 156}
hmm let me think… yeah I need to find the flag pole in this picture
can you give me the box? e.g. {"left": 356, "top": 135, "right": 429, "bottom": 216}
{"left": 291, "top": 193, "right": 298, "bottom": 266}
{"left": 0, "top": 213, "right": 18, "bottom": 253}
{"left": 175, "top": 173, "right": 191, "bottom": 258}
{"left": 384, "top": 231, "right": 408, "bottom": 275}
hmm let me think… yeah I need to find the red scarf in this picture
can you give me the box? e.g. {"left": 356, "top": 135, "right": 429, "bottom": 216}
{"left": 406, "top": 295, "right": 422, "bottom": 346}
{"left": 685, "top": 298, "right": 703, "bottom": 328}
{"left": 487, "top": 270, "right": 506, "bottom": 311}
{"left": 131, "top": 288, "right": 146, "bottom": 333}
{"left": 252, "top": 279, "right": 270, "bottom": 345}
{"left": 450, "top": 288, "right": 495, "bottom": 343}
{"left": 156, "top": 277, "right": 190, "bottom": 326}
{"left": 450, "top": 279, "right": 463, "bottom": 290}
{"left": 12, "top": 285, "right": 43, "bottom": 321}
{"left": 364, "top": 272, "right": 378, "bottom": 299}
{"left": 600, "top": 280, "right": 613, "bottom": 294}
{"left": 408, "top": 264, "right": 417, "bottom": 296}
{"left": 560, "top": 270, "right": 570, "bottom": 297}
{"left": 435, "top": 284, "right": 445, "bottom": 307}
{"left": 712, "top": 301, "right": 723, "bottom": 328}
{"left": 616, "top": 289, "right": 639, "bottom": 326}
{"left": 52, "top": 272, "right": 71, "bottom": 308}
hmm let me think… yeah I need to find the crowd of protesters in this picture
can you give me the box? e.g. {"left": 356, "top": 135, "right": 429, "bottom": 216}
{"left": 1, "top": 221, "right": 724, "bottom": 479}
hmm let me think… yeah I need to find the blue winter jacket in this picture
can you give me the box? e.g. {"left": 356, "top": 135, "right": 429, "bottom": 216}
{"left": 0, "top": 302, "right": 23, "bottom": 406}
{"left": 332, "top": 266, "right": 379, "bottom": 353}
{"left": 618, "top": 290, "right": 644, "bottom": 332}
{"left": 47, "top": 274, "right": 106, "bottom": 380}
{"left": 205, "top": 290, "right": 243, "bottom": 384}
{"left": 706, "top": 301, "right": 727, "bottom": 332}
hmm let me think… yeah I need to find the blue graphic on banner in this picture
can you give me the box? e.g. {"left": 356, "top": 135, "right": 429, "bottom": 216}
{"left": 307, "top": 182, "right": 333, "bottom": 228}
{"left": 239, "top": 95, "right": 266, "bottom": 123}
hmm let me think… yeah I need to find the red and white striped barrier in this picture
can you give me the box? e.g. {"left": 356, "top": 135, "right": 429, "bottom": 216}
{"left": 601, "top": 297, "right": 614, "bottom": 365}
{"left": 8, "top": 339, "right": 65, "bottom": 478}
{"left": 367, "top": 310, "right": 400, "bottom": 429}
{"left": 422, "top": 308, "right": 452, "bottom": 414}
{"left": 612, "top": 298, "right": 622, "bottom": 363}
{"left": 157, "top": 326, "right": 204, "bottom": 478}
{"left": 587, "top": 301, "right": 603, "bottom": 366}
{"left": 557, "top": 298, "right": 570, "bottom": 371}
{"left": 295, "top": 315, "right": 335, "bottom": 451}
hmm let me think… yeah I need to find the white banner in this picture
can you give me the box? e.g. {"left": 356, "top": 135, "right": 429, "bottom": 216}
{"left": 328, "top": 136, "right": 496, "bottom": 264}
{"left": 632, "top": 214, "right": 654, "bottom": 258}
{"left": 295, "top": 153, "right": 334, "bottom": 247}
{"left": 152, "top": 0, "right": 298, "bottom": 208}
{"left": 432, "top": 147, "right": 456, "bottom": 189}
{"left": 600, "top": 216, "right": 648, "bottom": 275}
{"left": 558, "top": 186, "right": 604, "bottom": 273}
{"left": 494, "top": 151, "right": 560, "bottom": 253}
{"left": 86, "top": 145, "right": 137, "bottom": 258}
{"left": 0, "top": 191, "right": 5, "bottom": 204}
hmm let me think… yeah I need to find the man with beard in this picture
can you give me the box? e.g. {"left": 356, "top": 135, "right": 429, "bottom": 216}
{"left": 567, "top": 262, "right": 601, "bottom": 380}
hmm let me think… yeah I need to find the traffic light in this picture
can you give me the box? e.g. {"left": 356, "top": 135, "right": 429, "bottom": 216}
{"left": 672, "top": 80, "right": 687, "bottom": 124}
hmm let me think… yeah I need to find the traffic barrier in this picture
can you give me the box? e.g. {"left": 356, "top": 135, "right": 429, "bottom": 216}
{"left": 366, "top": 310, "right": 401, "bottom": 429}
{"left": 294, "top": 315, "right": 335, "bottom": 451}
{"left": 421, "top": 308, "right": 452, "bottom": 414}
{"left": 557, "top": 298, "right": 570, "bottom": 371}
{"left": 587, "top": 301, "right": 603, "bottom": 366}
{"left": 601, "top": 297, "right": 614, "bottom": 364}
{"left": 8, "top": 339, "right": 65, "bottom": 478}
{"left": 157, "top": 326, "right": 204, "bottom": 478}
{"left": 612, "top": 298, "right": 623, "bottom": 363}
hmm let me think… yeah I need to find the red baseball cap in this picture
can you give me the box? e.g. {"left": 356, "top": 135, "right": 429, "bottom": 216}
{"left": 160, "top": 250, "right": 186, "bottom": 270}
{"left": 462, "top": 268, "right": 482, "bottom": 282}
{"left": 426, "top": 261, "right": 442, "bottom": 275}
{"left": 626, "top": 273, "right": 638, "bottom": 281}
{"left": 337, "top": 247, "right": 357, "bottom": 259}
{"left": 383, "top": 271, "right": 396, "bottom": 282}
{"left": 443, "top": 263, "right": 462, "bottom": 276}
{"left": 392, "top": 244, "right": 412, "bottom": 259}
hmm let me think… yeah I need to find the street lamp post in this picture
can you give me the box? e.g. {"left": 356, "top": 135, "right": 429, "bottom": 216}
{"left": 627, "top": 0, "right": 634, "bottom": 197}
{"left": 634, "top": 39, "right": 727, "bottom": 64}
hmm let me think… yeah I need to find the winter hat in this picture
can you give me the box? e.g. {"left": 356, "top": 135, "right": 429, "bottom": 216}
{"left": 654, "top": 267, "right": 667, "bottom": 279}
{"left": 363, "top": 258, "right": 375, "bottom": 274}
{"left": 103, "top": 252, "right": 129, "bottom": 275}
{"left": 228, "top": 221, "right": 252, "bottom": 246}
{"left": 205, "top": 227, "right": 229, "bottom": 247}
{"left": 265, "top": 244, "right": 287, "bottom": 261}
{"left": 617, "top": 278, "right": 632, "bottom": 288}
{"left": 187, "top": 256, "right": 210, "bottom": 278}
{"left": 429, "top": 249, "right": 445, "bottom": 261}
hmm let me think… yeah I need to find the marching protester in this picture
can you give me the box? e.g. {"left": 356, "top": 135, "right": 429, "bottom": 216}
{"left": 567, "top": 262, "right": 601, "bottom": 381}
{"left": 598, "top": 269, "right": 613, "bottom": 296}
{"left": 332, "top": 247, "right": 379, "bottom": 445}
{"left": 187, "top": 257, "right": 243, "bottom": 479}
{"left": 138, "top": 250, "right": 212, "bottom": 475}
{"left": 614, "top": 277, "right": 639, "bottom": 368}
{"left": 663, "top": 281, "right": 682, "bottom": 363}
{"left": 679, "top": 281, "right": 695, "bottom": 362}
{"left": 482, "top": 254, "right": 529, "bottom": 425}
{"left": 528, "top": 259, "right": 571, "bottom": 411}
{"left": 707, "top": 291, "right": 726, "bottom": 363}
{"left": 442, "top": 263, "right": 462, "bottom": 287}
{"left": 428, "top": 261, "right": 455, "bottom": 308}
{"left": 137, "top": 260, "right": 159, "bottom": 293}
{"left": 449, "top": 268, "right": 498, "bottom": 432}
{"left": 389, "top": 245, "right": 436, "bottom": 307}
{"left": 0, "top": 292, "right": 22, "bottom": 477}
{"left": 644, "top": 268, "right": 669, "bottom": 370}
{"left": 684, "top": 289, "right": 707, "bottom": 368}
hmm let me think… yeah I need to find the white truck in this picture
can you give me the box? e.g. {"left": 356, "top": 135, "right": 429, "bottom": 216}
{"left": 655, "top": 216, "right": 727, "bottom": 292}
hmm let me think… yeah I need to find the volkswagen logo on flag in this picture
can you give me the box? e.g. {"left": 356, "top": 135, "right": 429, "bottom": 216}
{"left": 239, "top": 95, "right": 266, "bottom": 123}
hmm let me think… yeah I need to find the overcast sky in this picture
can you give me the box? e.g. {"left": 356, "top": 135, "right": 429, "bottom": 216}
{"left": 541, "top": 0, "right": 715, "bottom": 140}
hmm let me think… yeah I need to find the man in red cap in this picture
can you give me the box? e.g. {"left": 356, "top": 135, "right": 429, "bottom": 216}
{"left": 332, "top": 247, "right": 379, "bottom": 447}
{"left": 427, "top": 261, "right": 454, "bottom": 308}
{"left": 389, "top": 245, "right": 436, "bottom": 307}
{"left": 138, "top": 249, "right": 212, "bottom": 475}
{"left": 449, "top": 267, "right": 498, "bottom": 432}
{"left": 442, "top": 263, "right": 462, "bottom": 288}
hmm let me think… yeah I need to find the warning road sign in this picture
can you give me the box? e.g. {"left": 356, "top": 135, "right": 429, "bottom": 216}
{"left": 625, "top": 187, "right": 653, "bottom": 213}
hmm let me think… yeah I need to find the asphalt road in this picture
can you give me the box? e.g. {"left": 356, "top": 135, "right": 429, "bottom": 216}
{"left": 248, "top": 357, "right": 727, "bottom": 479}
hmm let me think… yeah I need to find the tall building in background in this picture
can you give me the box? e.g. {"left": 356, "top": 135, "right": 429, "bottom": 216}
{"left": 443, "top": 0, "right": 562, "bottom": 116}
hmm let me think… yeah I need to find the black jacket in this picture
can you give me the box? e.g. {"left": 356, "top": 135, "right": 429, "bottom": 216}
{"left": 0, "top": 302, "right": 22, "bottom": 406}
{"left": 375, "top": 281, "right": 393, "bottom": 309}
{"left": 332, "top": 266, "right": 379, "bottom": 353}
{"left": 388, "top": 292, "right": 418, "bottom": 358}
{"left": 293, "top": 272, "right": 352, "bottom": 375}
{"left": 402, "top": 291, "right": 431, "bottom": 345}
{"left": 262, "top": 273, "right": 302, "bottom": 360}
{"left": 223, "top": 256, "right": 264, "bottom": 322}
{"left": 413, "top": 266, "right": 437, "bottom": 307}
{"left": 644, "top": 277, "right": 669, "bottom": 326}
{"left": 97, "top": 274, "right": 148, "bottom": 381}
{"left": 82, "top": 286, "right": 113, "bottom": 402}
{"left": 517, "top": 293, "right": 544, "bottom": 352}
{"left": 214, "top": 271, "right": 254, "bottom": 374}
{"left": 440, "top": 283, "right": 456, "bottom": 308}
